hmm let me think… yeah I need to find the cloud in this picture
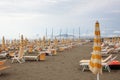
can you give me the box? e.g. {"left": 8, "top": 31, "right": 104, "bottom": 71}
{"left": 0, "top": 0, "right": 71, "bottom": 15}
{"left": 0, "top": 0, "right": 119, "bottom": 39}
{"left": 67, "top": 0, "right": 120, "bottom": 16}
{"left": 0, "top": 0, "right": 119, "bottom": 16}
{"left": 110, "top": 10, "right": 120, "bottom": 14}
{"left": 113, "top": 31, "right": 120, "bottom": 34}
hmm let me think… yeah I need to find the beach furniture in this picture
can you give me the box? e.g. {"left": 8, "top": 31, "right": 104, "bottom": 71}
{"left": 58, "top": 47, "right": 65, "bottom": 52}
{"left": 24, "top": 51, "right": 46, "bottom": 61}
{"left": 79, "top": 54, "right": 112, "bottom": 63}
{"left": 80, "top": 56, "right": 117, "bottom": 72}
{"left": 109, "top": 60, "right": 120, "bottom": 70}
{"left": 0, "top": 51, "right": 8, "bottom": 58}
{"left": 7, "top": 51, "right": 15, "bottom": 58}
{"left": 1, "top": 36, "right": 6, "bottom": 51}
{"left": 45, "top": 50, "right": 52, "bottom": 56}
{"left": 113, "top": 47, "right": 120, "bottom": 53}
{"left": 28, "top": 45, "right": 33, "bottom": 53}
{"left": 45, "top": 46, "right": 53, "bottom": 56}
{"left": 58, "top": 45, "right": 68, "bottom": 52}
{"left": 12, "top": 46, "right": 25, "bottom": 63}
{"left": 101, "top": 48, "right": 114, "bottom": 54}
{"left": 0, "top": 60, "right": 7, "bottom": 66}
{"left": 51, "top": 49, "right": 57, "bottom": 55}
{"left": 46, "top": 46, "right": 57, "bottom": 55}
{"left": 0, "top": 60, "right": 10, "bottom": 72}
{"left": 39, "top": 52, "right": 46, "bottom": 60}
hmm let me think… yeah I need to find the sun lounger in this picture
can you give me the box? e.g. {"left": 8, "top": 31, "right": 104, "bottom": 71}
{"left": 0, "top": 52, "right": 8, "bottom": 58}
{"left": 79, "top": 54, "right": 112, "bottom": 63}
{"left": 12, "top": 47, "right": 25, "bottom": 63}
{"left": 46, "top": 49, "right": 57, "bottom": 55}
{"left": 0, "top": 60, "right": 6, "bottom": 66}
{"left": 101, "top": 48, "right": 114, "bottom": 54}
{"left": 80, "top": 56, "right": 117, "bottom": 72}
{"left": 58, "top": 46, "right": 66, "bottom": 52}
{"left": 0, "top": 60, "right": 10, "bottom": 73}
{"left": 24, "top": 51, "right": 46, "bottom": 61}
{"left": 109, "top": 60, "right": 120, "bottom": 70}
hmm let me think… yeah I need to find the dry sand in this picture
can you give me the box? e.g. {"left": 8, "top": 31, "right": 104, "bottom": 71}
{"left": 0, "top": 42, "right": 120, "bottom": 80}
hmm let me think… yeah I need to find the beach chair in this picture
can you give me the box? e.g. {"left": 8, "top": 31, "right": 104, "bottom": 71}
{"left": 45, "top": 47, "right": 53, "bottom": 56}
{"left": 0, "top": 60, "right": 6, "bottom": 66}
{"left": 113, "top": 47, "right": 120, "bottom": 53}
{"left": 46, "top": 48, "right": 57, "bottom": 56}
{"left": 0, "top": 60, "right": 10, "bottom": 72}
{"left": 58, "top": 46, "right": 65, "bottom": 52}
{"left": 79, "top": 54, "right": 112, "bottom": 64}
{"left": 24, "top": 51, "right": 46, "bottom": 61}
{"left": 101, "top": 55, "right": 117, "bottom": 72}
{"left": 101, "top": 48, "right": 114, "bottom": 54}
{"left": 80, "top": 56, "right": 117, "bottom": 72}
{"left": 45, "top": 50, "right": 52, "bottom": 56}
{"left": 0, "top": 51, "right": 8, "bottom": 58}
{"left": 11, "top": 47, "right": 25, "bottom": 63}
{"left": 51, "top": 49, "right": 57, "bottom": 55}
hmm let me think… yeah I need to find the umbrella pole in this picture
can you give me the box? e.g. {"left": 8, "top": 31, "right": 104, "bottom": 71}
{"left": 97, "top": 73, "right": 100, "bottom": 80}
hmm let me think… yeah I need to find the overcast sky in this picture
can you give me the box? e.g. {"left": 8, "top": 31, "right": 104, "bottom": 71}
{"left": 0, "top": 0, "right": 120, "bottom": 39}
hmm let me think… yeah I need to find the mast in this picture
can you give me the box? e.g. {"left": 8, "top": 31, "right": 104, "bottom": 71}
{"left": 51, "top": 28, "right": 53, "bottom": 40}
{"left": 79, "top": 27, "right": 80, "bottom": 39}
{"left": 73, "top": 28, "right": 74, "bottom": 41}
{"left": 60, "top": 28, "right": 62, "bottom": 40}
{"left": 46, "top": 28, "right": 47, "bottom": 39}
{"left": 66, "top": 28, "right": 68, "bottom": 39}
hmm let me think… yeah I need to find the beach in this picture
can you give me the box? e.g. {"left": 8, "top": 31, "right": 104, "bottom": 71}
{"left": 0, "top": 0, "right": 119, "bottom": 80}
{"left": 0, "top": 42, "right": 120, "bottom": 80}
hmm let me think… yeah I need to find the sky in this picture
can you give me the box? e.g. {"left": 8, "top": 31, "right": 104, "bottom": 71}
{"left": 0, "top": 0, "right": 120, "bottom": 39}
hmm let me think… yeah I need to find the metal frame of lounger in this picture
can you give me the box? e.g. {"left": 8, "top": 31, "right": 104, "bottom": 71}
{"left": 12, "top": 49, "right": 25, "bottom": 63}
{"left": 12, "top": 54, "right": 25, "bottom": 63}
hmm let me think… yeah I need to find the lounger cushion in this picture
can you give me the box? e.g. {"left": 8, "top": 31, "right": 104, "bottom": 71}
{"left": 109, "top": 60, "right": 120, "bottom": 70}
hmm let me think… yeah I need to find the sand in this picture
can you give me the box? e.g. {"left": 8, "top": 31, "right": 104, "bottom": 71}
{"left": 0, "top": 42, "right": 120, "bottom": 80}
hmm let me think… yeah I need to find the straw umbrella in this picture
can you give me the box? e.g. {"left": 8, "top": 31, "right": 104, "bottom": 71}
{"left": 24, "top": 38, "right": 28, "bottom": 47}
{"left": 89, "top": 21, "right": 102, "bottom": 80}
{"left": 41, "top": 36, "right": 46, "bottom": 49}
{"left": 61, "top": 38, "right": 65, "bottom": 45}
{"left": 48, "top": 39, "right": 51, "bottom": 46}
{"left": 18, "top": 35, "right": 24, "bottom": 53}
{"left": 17, "top": 35, "right": 24, "bottom": 63}
{"left": 2, "top": 36, "right": 6, "bottom": 50}
{"left": 59, "top": 29, "right": 62, "bottom": 40}
{"left": 20, "top": 35, "right": 24, "bottom": 47}
{"left": 79, "top": 27, "right": 80, "bottom": 40}
{"left": 54, "top": 37, "right": 58, "bottom": 48}
{"left": 51, "top": 28, "right": 53, "bottom": 40}
{"left": 46, "top": 28, "right": 47, "bottom": 39}
{"left": 118, "top": 36, "right": 120, "bottom": 43}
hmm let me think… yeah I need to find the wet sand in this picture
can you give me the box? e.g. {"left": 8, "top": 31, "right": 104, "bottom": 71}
{"left": 0, "top": 43, "right": 120, "bottom": 80}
